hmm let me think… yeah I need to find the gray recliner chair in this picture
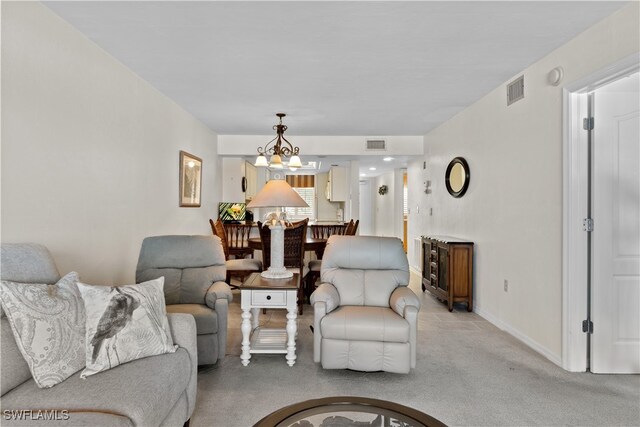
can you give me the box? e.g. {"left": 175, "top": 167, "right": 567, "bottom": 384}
{"left": 136, "top": 235, "right": 232, "bottom": 365}
{"left": 310, "top": 236, "right": 421, "bottom": 374}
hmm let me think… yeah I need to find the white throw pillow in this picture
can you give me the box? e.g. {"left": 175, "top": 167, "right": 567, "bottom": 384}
{"left": 77, "top": 277, "right": 176, "bottom": 378}
{"left": 0, "top": 272, "right": 86, "bottom": 388}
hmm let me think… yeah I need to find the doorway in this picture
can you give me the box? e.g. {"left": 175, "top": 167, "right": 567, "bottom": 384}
{"left": 563, "top": 57, "right": 640, "bottom": 373}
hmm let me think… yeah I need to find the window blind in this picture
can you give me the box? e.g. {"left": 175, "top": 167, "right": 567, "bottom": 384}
{"left": 285, "top": 187, "right": 315, "bottom": 220}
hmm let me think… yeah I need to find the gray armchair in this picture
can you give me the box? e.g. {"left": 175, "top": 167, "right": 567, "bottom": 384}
{"left": 136, "top": 235, "right": 232, "bottom": 365}
{"left": 310, "top": 236, "right": 420, "bottom": 373}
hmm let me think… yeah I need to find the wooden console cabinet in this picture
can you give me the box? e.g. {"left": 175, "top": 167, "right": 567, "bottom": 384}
{"left": 421, "top": 236, "right": 474, "bottom": 312}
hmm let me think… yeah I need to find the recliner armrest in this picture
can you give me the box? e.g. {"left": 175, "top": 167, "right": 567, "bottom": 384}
{"left": 166, "top": 313, "right": 197, "bottom": 419}
{"left": 310, "top": 283, "right": 340, "bottom": 313}
{"left": 389, "top": 286, "right": 421, "bottom": 318}
{"left": 205, "top": 281, "right": 233, "bottom": 309}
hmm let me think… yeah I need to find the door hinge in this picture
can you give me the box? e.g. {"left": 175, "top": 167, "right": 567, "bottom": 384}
{"left": 583, "top": 218, "right": 594, "bottom": 232}
{"left": 582, "top": 319, "right": 594, "bottom": 334}
{"left": 583, "top": 117, "right": 594, "bottom": 130}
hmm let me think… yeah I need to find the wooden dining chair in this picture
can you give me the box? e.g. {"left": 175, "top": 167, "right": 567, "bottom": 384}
{"left": 305, "top": 222, "right": 349, "bottom": 300}
{"left": 258, "top": 218, "right": 308, "bottom": 314}
{"left": 309, "top": 224, "right": 347, "bottom": 259}
{"left": 223, "top": 223, "right": 254, "bottom": 259}
{"left": 210, "top": 219, "right": 262, "bottom": 288}
{"left": 345, "top": 219, "right": 359, "bottom": 235}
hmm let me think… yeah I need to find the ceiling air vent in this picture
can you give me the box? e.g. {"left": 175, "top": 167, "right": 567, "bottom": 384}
{"left": 366, "top": 139, "right": 386, "bottom": 151}
{"left": 507, "top": 75, "right": 525, "bottom": 106}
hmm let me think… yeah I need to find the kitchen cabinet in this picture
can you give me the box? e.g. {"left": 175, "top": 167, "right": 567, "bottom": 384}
{"left": 327, "top": 166, "right": 347, "bottom": 202}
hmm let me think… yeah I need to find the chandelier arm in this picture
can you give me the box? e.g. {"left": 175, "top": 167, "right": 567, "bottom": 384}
{"left": 255, "top": 113, "right": 301, "bottom": 163}
{"left": 257, "top": 135, "right": 280, "bottom": 155}
{"left": 279, "top": 136, "right": 300, "bottom": 157}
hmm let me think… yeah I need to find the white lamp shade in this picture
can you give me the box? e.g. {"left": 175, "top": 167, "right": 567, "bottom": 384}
{"left": 288, "top": 155, "right": 302, "bottom": 169}
{"left": 269, "top": 154, "right": 283, "bottom": 168}
{"left": 255, "top": 154, "right": 268, "bottom": 167}
{"left": 247, "top": 179, "right": 309, "bottom": 208}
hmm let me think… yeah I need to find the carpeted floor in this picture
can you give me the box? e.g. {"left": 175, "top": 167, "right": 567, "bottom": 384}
{"left": 192, "top": 274, "right": 640, "bottom": 427}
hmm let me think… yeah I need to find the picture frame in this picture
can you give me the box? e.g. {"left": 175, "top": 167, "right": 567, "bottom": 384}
{"left": 179, "top": 150, "right": 202, "bottom": 207}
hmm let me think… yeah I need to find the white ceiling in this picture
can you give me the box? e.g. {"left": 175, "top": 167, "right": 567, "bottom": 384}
{"left": 45, "top": 1, "right": 626, "bottom": 136}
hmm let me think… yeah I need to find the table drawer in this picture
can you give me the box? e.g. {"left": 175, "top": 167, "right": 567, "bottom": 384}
{"left": 252, "top": 290, "right": 287, "bottom": 306}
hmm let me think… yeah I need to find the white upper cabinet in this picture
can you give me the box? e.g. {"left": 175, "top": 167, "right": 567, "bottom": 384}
{"left": 327, "top": 166, "right": 347, "bottom": 202}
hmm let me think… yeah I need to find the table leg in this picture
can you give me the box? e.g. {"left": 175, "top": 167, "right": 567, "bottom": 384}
{"left": 286, "top": 307, "right": 297, "bottom": 367}
{"left": 241, "top": 308, "right": 252, "bottom": 366}
{"left": 251, "top": 307, "right": 260, "bottom": 330}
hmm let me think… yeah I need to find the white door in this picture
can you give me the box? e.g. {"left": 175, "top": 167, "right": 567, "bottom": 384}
{"left": 359, "top": 180, "right": 373, "bottom": 235}
{"left": 592, "top": 72, "right": 640, "bottom": 373}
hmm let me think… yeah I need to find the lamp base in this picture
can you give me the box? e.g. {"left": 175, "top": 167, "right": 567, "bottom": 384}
{"left": 261, "top": 267, "right": 293, "bottom": 279}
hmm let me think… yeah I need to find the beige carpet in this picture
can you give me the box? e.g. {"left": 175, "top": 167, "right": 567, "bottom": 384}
{"left": 192, "top": 273, "right": 640, "bottom": 426}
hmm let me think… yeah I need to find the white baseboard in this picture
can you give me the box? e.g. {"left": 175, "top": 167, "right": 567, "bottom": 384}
{"left": 409, "top": 266, "right": 421, "bottom": 276}
{"left": 474, "top": 305, "right": 562, "bottom": 367}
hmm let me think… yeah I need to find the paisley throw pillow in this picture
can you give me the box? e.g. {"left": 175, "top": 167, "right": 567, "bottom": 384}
{"left": 0, "top": 272, "right": 86, "bottom": 388}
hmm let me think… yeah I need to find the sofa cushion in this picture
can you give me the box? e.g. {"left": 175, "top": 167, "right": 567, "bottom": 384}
{"left": 0, "top": 243, "right": 60, "bottom": 285}
{"left": 0, "top": 272, "right": 85, "bottom": 388}
{"left": 320, "top": 306, "right": 409, "bottom": 343}
{"left": 0, "top": 348, "right": 191, "bottom": 427}
{"left": 78, "top": 278, "right": 176, "bottom": 379}
{"left": 1, "top": 318, "right": 31, "bottom": 395}
{"left": 166, "top": 304, "right": 218, "bottom": 335}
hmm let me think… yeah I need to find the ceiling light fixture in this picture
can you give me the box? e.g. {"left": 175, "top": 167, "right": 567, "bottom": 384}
{"left": 255, "top": 113, "right": 302, "bottom": 171}
{"left": 383, "top": 157, "right": 394, "bottom": 162}
{"left": 369, "top": 167, "right": 377, "bottom": 171}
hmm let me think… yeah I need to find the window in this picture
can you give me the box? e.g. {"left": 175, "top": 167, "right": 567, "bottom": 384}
{"left": 284, "top": 187, "right": 315, "bottom": 221}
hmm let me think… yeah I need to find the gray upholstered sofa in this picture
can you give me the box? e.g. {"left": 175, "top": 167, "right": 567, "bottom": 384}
{"left": 0, "top": 243, "right": 198, "bottom": 426}
{"left": 136, "top": 235, "right": 232, "bottom": 365}
{"left": 311, "top": 236, "right": 421, "bottom": 374}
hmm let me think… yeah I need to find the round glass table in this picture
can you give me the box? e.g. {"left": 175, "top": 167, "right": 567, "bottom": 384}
{"left": 253, "top": 396, "right": 447, "bottom": 427}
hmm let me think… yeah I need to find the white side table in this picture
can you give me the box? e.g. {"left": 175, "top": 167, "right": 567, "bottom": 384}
{"left": 240, "top": 272, "right": 298, "bottom": 367}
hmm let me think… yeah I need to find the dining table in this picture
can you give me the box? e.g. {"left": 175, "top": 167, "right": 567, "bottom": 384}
{"left": 247, "top": 237, "right": 327, "bottom": 252}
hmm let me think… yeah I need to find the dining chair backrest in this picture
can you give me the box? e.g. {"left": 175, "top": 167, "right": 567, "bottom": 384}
{"left": 310, "top": 224, "right": 347, "bottom": 239}
{"left": 344, "top": 219, "right": 359, "bottom": 236}
{"left": 223, "top": 223, "right": 253, "bottom": 258}
{"left": 209, "top": 219, "right": 230, "bottom": 259}
{"left": 258, "top": 218, "right": 308, "bottom": 269}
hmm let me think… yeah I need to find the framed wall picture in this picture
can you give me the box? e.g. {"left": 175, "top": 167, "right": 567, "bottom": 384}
{"left": 179, "top": 150, "right": 202, "bottom": 207}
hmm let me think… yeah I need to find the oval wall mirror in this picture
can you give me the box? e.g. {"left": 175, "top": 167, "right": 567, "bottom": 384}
{"left": 445, "top": 157, "right": 470, "bottom": 198}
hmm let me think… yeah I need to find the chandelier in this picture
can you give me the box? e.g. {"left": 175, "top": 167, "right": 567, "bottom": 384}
{"left": 254, "top": 113, "right": 302, "bottom": 171}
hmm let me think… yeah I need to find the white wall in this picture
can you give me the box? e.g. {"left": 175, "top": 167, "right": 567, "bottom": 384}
{"left": 406, "top": 2, "right": 640, "bottom": 364}
{"left": 1, "top": 2, "right": 221, "bottom": 284}
{"left": 221, "top": 157, "right": 246, "bottom": 203}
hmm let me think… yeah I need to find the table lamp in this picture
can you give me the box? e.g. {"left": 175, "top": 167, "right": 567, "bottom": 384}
{"left": 247, "top": 179, "right": 308, "bottom": 278}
